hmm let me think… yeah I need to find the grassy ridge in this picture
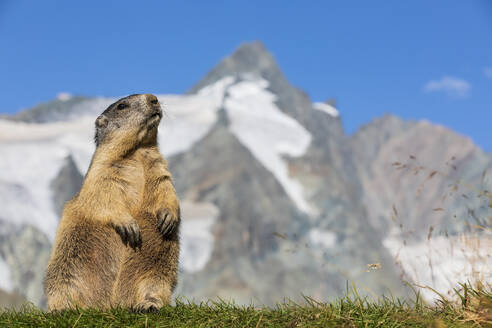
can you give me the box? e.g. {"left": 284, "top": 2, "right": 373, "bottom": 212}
{"left": 1, "top": 286, "right": 490, "bottom": 328}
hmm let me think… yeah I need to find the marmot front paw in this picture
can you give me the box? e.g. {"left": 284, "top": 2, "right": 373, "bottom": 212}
{"left": 157, "top": 209, "right": 178, "bottom": 237}
{"left": 114, "top": 220, "right": 142, "bottom": 249}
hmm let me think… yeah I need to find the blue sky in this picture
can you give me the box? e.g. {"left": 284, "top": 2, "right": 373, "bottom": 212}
{"left": 1, "top": 1, "right": 491, "bottom": 149}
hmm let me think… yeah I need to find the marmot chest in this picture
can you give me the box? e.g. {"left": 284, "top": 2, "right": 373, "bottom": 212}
{"left": 110, "top": 159, "right": 146, "bottom": 212}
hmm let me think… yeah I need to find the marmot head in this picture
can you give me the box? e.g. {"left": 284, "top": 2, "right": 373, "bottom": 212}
{"left": 94, "top": 94, "right": 163, "bottom": 147}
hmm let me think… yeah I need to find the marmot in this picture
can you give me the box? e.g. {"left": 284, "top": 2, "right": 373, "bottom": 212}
{"left": 44, "top": 94, "right": 180, "bottom": 312}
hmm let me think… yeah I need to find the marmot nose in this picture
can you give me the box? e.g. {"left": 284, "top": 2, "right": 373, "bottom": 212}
{"left": 145, "top": 94, "right": 159, "bottom": 105}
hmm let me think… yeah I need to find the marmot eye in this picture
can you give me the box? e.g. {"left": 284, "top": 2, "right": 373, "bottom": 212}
{"left": 117, "top": 103, "right": 128, "bottom": 110}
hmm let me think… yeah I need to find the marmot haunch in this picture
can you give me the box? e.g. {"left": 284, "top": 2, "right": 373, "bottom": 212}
{"left": 44, "top": 94, "right": 180, "bottom": 312}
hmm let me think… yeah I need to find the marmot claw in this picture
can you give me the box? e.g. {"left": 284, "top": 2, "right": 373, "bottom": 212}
{"left": 157, "top": 209, "right": 178, "bottom": 237}
{"left": 114, "top": 220, "right": 142, "bottom": 249}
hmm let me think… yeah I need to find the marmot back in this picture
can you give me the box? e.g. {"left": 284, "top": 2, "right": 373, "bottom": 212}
{"left": 45, "top": 94, "right": 180, "bottom": 312}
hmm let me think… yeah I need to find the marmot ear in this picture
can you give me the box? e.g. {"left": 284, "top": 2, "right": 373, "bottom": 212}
{"left": 95, "top": 115, "right": 109, "bottom": 128}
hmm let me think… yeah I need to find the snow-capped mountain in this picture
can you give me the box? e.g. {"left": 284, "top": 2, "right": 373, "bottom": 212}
{"left": 0, "top": 42, "right": 490, "bottom": 307}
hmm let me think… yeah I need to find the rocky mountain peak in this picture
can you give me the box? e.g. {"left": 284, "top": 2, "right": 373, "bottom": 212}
{"left": 190, "top": 41, "right": 343, "bottom": 138}
{"left": 189, "top": 41, "right": 283, "bottom": 93}
{"left": 220, "top": 41, "right": 279, "bottom": 76}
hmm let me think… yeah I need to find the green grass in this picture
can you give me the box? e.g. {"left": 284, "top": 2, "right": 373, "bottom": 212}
{"left": 1, "top": 286, "right": 490, "bottom": 328}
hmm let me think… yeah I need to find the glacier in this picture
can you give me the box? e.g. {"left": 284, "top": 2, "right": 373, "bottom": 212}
{"left": 225, "top": 78, "right": 313, "bottom": 214}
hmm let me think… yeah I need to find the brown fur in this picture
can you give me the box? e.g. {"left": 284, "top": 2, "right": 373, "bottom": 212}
{"left": 44, "top": 94, "right": 180, "bottom": 311}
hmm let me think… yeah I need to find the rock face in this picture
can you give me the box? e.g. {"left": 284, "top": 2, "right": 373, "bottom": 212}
{"left": 350, "top": 115, "right": 492, "bottom": 238}
{"left": 0, "top": 41, "right": 489, "bottom": 308}
{"left": 50, "top": 155, "right": 84, "bottom": 217}
{"left": 176, "top": 42, "right": 408, "bottom": 302}
{"left": 0, "top": 223, "right": 51, "bottom": 307}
